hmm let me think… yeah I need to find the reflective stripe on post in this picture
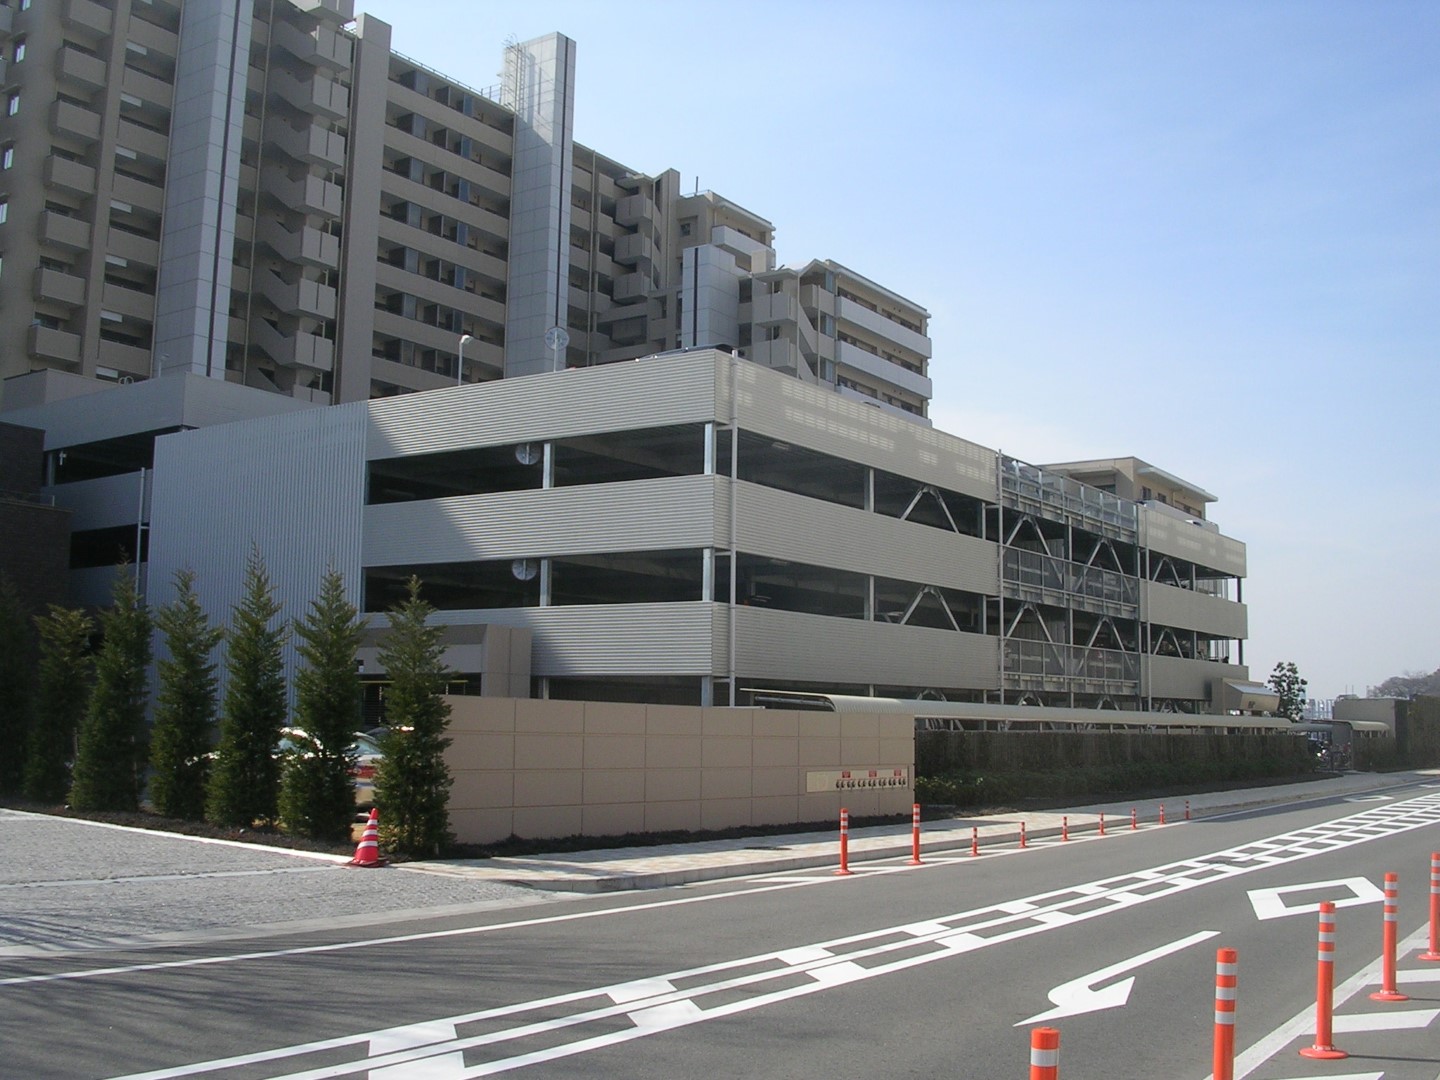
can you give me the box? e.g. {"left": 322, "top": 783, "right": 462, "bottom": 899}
{"left": 1028, "top": 1026, "right": 1059, "bottom": 1080}
{"left": 1098, "top": 811, "right": 1106, "bottom": 837}
{"left": 1370, "top": 872, "right": 1408, "bottom": 1001}
{"left": 1212, "top": 948, "right": 1237, "bottom": 1080}
{"left": 1299, "top": 901, "right": 1347, "bottom": 1060}
{"left": 834, "top": 808, "right": 853, "bottom": 877}
{"left": 971, "top": 826, "right": 979, "bottom": 857}
{"left": 1419, "top": 853, "right": 1440, "bottom": 962}
{"left": 908, "top": 803, "right": 923, "bottom": 865}
{"left": 1130, "top": 807, "right": 1137, "bottom": 831}
{"left": 1061, "top": 815, "right": 1068, "bottom": 842}
{"left": 1159, "top": 803, "right": 1166, "bottom": 825}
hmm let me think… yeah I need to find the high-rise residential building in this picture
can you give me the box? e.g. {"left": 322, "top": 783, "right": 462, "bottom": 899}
{"left": 0, "top": 0, "right": 930, "bottom": 421}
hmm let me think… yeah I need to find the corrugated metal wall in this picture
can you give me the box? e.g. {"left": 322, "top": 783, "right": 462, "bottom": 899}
{"left": 364, "top": 475, "right": 724, "bottom": 566}
{"left": 1142, "top": 507, "right": 1247, "bottom": 577}
{"left": 1144, "top": 581, "right": 1248, "bottom": 638}
{"left": 366, "top": 352, "right": 722, "bottom": 459}
{"left": 148, "top": 404, "right": 369, "bottom": 698}
{"left": 733, "top": 481, "right": 999, "bottom": 593}
{"left": 726, "top": 357, "right": 997, "bottom": 501}
{"left": 734, "top": 606, "right": 1000, "bottom": 688}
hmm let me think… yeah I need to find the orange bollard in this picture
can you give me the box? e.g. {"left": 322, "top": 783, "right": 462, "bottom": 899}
{"left": 1061, "top": 815, "right": 1069, "bottom": 842}
{"left": 1159, "top": 803, "right": 1166, "bottom": 825}
{"left": 1212, "top": 947, "right": 1237, "bottom": 1080}
{"left": 1185, "top": 799, "right": 1191, "bottom": 821}
{"left": 1020, "top": 820, "right": 1027, "bottom": 849}
{"left": 1299, "top": 902, "right": 1347, "bottom": 1060}
{"left": 1421, "top": 854, "right": 1440, "bottom": 962}
{"left": 908, "top": 803, "right": 923, "bottom": 866}
{"left": 1098, "top": 811, "right": 1106, "bottom": 837}
{"left": 1370, "top": 872, "right": 1408, "bottom": 1001}
{"left": 1130, "top": 807, "right": 1137, "bottom": 831}
{"left": 1029, "top": 1026, "right": 1059, "bottom": 1080}
{"left": 971, "top": 826, "right": 979, "bottom": 857}
{"left": 834, "top": 808, "right": 853, "bottom": 876}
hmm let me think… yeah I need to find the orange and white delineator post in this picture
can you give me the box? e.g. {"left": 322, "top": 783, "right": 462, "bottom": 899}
{"left": 1020, "top": 820, "right": 1028, "bottom": 849}
{"left": 1299, "top": 902, "right": 1347, "bottom": 1060}
{"left": 1420, "top": 853, "right": 1440, "bottom": 962}
{"left": 1185, "top": 798, "right": 1191, "bottom": 821}
{"left": 907, "top": 803, "right": 923, "bottom": 866}
{"left": 1370, "top": 872, "right": 1409, "bottom": 1001}
{"left": 1159, "top": 803, "right": 1166, "bottom": 825}
{"left": 835, "top": 808, "right": 853, "bottom": 876}
{"left": 1130, "top": 807, "right": 1138, "bottom": 831}
{"left": 1212, "top": 947, "right": 1238, "bottom": 1080}
{"left": 1028, "top": 1026, "right": 1060, "bottom": 1080}
{"left": 971, "top": 826, "right": 979, "bottom": 857}
{"left": 1061, "top": 815, "right": 1069, "bottom": 842}
{"left": 1098, "top": 811, "right": 1106, "bottom": 837}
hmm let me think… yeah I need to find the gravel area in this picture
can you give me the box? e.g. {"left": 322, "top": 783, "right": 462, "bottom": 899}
{"left": 0, "top": 810, "right": 556, "bottom": 957}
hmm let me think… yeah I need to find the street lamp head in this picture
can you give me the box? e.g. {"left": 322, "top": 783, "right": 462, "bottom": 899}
{"left": 457, "top": 334, "right": 476, "bottom": 385}
{"left": 459, "top": 334, "right": 475, "bottom": 346}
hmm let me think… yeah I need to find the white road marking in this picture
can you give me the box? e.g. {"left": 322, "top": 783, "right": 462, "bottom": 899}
{"left": 1332, "top": 1008, "right": 1439, "bottom": 1032}
{"left": 371, "top": 1022, "right": 460, "bottom": 1056}
{"left": 1400, "top": 969, "right": 1440, "bottom": 983}
{"left": 1017, "top": 930, "right": 1220, "bottom": 1025}
{"left": 0, "top": 808, "right": 352, "bottom": 862}
{"left": 1255, "top": 1073, "right": 1383, "bottom": 1080}
{"left": 1344, "top": 795, "right": 1392, "bottom": 803}
{"left": 97, "top": 793, "right": 1440, "bottom": 1080}
{"left": 1248, "top": 877, "right": 1385, "bottom": 920}
{"left": 0, "top": 866, "right": 334, "bottom": 890}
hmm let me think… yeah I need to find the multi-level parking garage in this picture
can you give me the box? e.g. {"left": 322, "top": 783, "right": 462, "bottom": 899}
{"left": 144, "top": 349, "right": 1251, "bottom": 712}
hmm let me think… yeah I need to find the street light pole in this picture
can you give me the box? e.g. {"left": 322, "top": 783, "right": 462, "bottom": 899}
{"left": 457, "top": 333, "right": 475, "bottom": 385}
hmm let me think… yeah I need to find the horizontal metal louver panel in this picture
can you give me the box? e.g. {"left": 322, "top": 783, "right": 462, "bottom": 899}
{"left": 367, "top": 352, "right": 722, "bottom": 459}
{"left": 1141, "top": 508, "right": 1247, "bottom": 577}
{"left": 726, "top": 357, "right": 997, "bottom": 501}
{"left": 1144, "top": 582, "right": 1248, "bottom": 638}
{"left": 733, "top": 606, "right": 999, "bottom": 688}
{"left": 1147, "top": 655, "right": 1248, "bottom": 700}
{"left": 733, "top": 481, "right": 999, "bottom": 592}
{"left": 51, "top": 472, "right": 149, "bottom": 531}
{"left": 364, "top": 475, "right": 724, "bottom": 566}
{"left": 390, "top": 603, "right": 720, "bottom": 676}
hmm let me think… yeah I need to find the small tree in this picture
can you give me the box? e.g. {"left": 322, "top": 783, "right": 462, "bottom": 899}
{"left": 70, "top": 567, "right": 152, "bottom": 811}
{"left": 0, "top": 576, "right": 35, "bottom": 795}
{"left": 280, "top": 568, "right": 367, "bottom": 842}
{"left": 23, "top": 606, "right": 94, "bottom": 803}
{"left": 207, "top": 548, "right": 288, "bottom": 828}
{"left": 373, "top": 577, "right": 453, "bottom": 858}
{"left": 1269, "top": 660, "right": 1309, "bottom": 722}
{"left": 148, "top": 569, "right": 223, "bottom": 820}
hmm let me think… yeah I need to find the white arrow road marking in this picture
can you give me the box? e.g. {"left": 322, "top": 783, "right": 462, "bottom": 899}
{"left": 1016, "top": 930, "right": 1220, "bottom": 1025}
{"left": 1248, "top": 877, "right": 1385, "bottom": 920}
{"left": 1332, "top": 1009, "right": 1440, "bottom": 1032}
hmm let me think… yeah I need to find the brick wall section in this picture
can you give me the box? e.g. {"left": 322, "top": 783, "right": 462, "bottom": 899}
{"left": 444, "top": 698, "right": 915, "bottom": 845}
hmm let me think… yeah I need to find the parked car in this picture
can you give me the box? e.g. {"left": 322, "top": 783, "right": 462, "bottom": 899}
{"left": 277, "top": 728, "right": 384, "bottom": 807}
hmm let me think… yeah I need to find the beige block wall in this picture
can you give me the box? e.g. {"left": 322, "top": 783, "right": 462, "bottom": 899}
{"left": 445, "top": 698, "right": 915, "bottom": 845}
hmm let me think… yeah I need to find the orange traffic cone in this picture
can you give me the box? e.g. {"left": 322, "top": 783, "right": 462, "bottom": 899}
{"left": 348, "top": 808, "right": 387, "bottom": 868}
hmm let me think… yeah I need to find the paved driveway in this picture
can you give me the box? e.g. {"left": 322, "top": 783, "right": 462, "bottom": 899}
{"left": 0, "top": 810, "right": 558, "bottom": 958}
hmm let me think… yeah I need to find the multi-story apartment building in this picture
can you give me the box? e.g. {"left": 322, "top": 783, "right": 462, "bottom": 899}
{"left": 0, "top": 0, "right": 930, "bottom": 421}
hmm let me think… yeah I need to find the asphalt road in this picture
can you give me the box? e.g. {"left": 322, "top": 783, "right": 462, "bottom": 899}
{"left": 4, "top": 781, "right": 1440, "bottom": 1079}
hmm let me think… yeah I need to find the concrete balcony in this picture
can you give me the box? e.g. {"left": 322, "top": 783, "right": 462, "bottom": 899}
{"left": 612, "top": 272, "right": 649, "bottom": 304}
{"left": 261, "top": 168, "right": 342, "bottom": 219}
{"left": 106, "top": 227, "right": 159, "bottom": 267}
{"left": 287, "top": 0, "right": 354, "bottom": 22}
{"left": 39, "top": 211, "right": 92, "bottom": 252}
{"left": 116, "top": 119, "right": 169, "bottom": 162}
{"left": 101, "top": 281, "right": 156, "bottom": 321}
{"left": 249, "top": 317, "right": 335, "bottom": 373}
{"left": 50, "top": 99, "right": 102, "bottom": 143}
{"left": 269, "top": 68, "right": 349, "bottom": 121}
{"left": 111, "top": 172, "right": 166, "bottom": 215}
{"left": 614, "top": 231, "right": 657, "bottom": 267}
{"left": 253, "top": 266, "right": 337, "bottom": 320}
{"left": 266, "top": 118, "right": 346, "bottom": 169}
{"left": 33, "top": 268, "right": 87, "bottom": 308}
{"left": 614, "top": 192, "right": 654, "bottom": 227}
{"left": 28, "top": 325, "right": 83, "bottom": 365}
{"left": 257, "top": 217, "right": 340, "bottom": 269}
{"left": 751, "top": 291, "right": 799, "bottom": 326}
{"left": 45, "top": 154, "right": 97, "bottom": 197}
{"left": 62, "top": 0, "right": 112, "bottom": 39}
{"left": 97, "top": 338, "right": 152, "bottom": 376}
{"left": 0, "top": 5, "right": 12, "bottom": 35}
{"left": 272, "top": 20, "right": 353, "bottom": 71}
{"left": 836, "top": 296, "right": 931, "bottom": 359}
{"left": 121, "top": 66, "right": 174, "bottom": 113}
{"left": 57, "top": 45, "right": 108, "bottom": 89}
{"left": 836, "top": 340, "right": 932, "bottom": 400}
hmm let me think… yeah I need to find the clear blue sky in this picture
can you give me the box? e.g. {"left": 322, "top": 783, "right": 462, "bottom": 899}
{"left": 358, "top": 0, "right": 1439, "bottom": 701}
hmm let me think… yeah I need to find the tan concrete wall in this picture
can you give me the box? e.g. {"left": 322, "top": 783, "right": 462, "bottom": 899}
{"left": 444, "top": 698, "right": 914, "bottom": 845}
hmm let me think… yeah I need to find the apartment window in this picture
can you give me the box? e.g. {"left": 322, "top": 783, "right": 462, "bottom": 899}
{"left": 13, "top": 37, "right": 26, "bottom": 63}
{"left": 20, "top": 0, "right": 31, "bottom": 9}
{"left": 679, "top": 221, "right": 692, "bottom": 237}
{"left": 0, "top": 199, "right": 8, "bottom": 225}
{"left": 819, "top": 314, "right": 835, "bottom": 336}
{"left": 1, "top": 144, "right": 12, "bottom": 170}
{"left": 6, "top": 93, "right": 18, "bottom": 117}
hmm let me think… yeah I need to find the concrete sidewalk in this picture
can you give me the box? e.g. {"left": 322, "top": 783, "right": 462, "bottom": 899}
{"left": 404, "top": 770, "right": 1436, "bottom": 893}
